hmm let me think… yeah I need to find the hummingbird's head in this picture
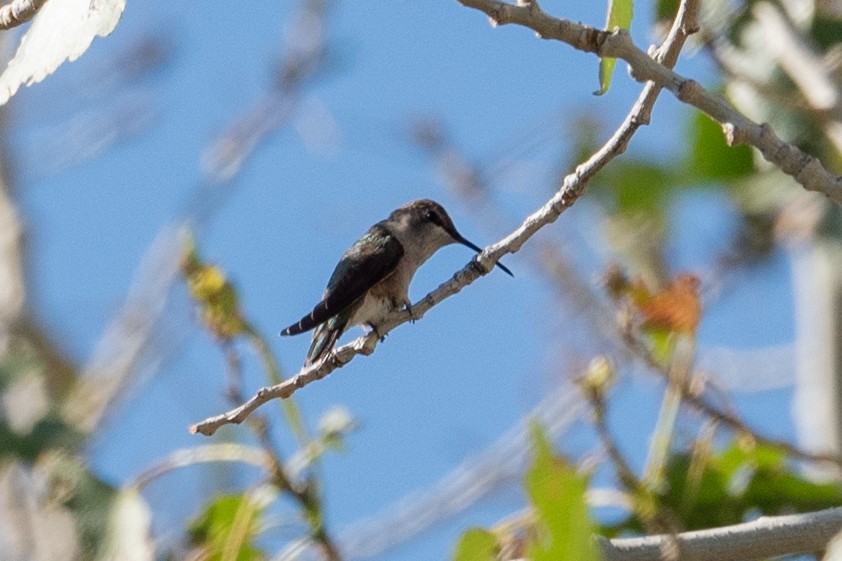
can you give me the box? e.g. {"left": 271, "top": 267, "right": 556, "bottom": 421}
{"left": 391, "top": 199, "right": 513, "bottom": 276}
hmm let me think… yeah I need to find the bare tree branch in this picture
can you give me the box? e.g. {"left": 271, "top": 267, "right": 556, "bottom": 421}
{"left": 190, "top": 0, "right": 700, "bottom": 437}
{"left": 457, "top": 0, "right": 842, "bottom": 204}
{"left": 0, "top": 0, "right": 46, "bottom": 30}
{"left": 132, "top": 443, "right": 274, "bottom": 490}
{"left": 598, "top": 507, "right": 842, "bottom": 561}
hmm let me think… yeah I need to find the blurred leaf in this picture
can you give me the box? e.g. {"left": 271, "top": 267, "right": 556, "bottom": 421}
{"left": 611, "top": 441, "right": 842, "bottom": 533}
{"left": 189, "top": 494, "right": 266, "bottom": 561}
{"left": 97, "top": 488, "right": 153, "bottom": 561}
{"left": 810, "top": 16, "right": 842, "bottom": 51}
{"left": 525, "top": 422, "right": 601, "bottom": 561}
{"left": 595, "top": 0, "right": 633, "bottom": 95}
{"left": 0, "top": 417, "right": 83, "bottom": 461}
{"left": 686, "top": 112, "right": 754, "bottom": 182}
{"left": 643, "top": 326, "right": 674, "bottom": 365}
{"left": 595, "top": 159, "right": 676, "bottom": 215}
{"left": 637, "top": 274, "right": 701, "bottom": 334}
{"left": 317, "top": 405, "right": 356, "bottom": 448}
{"left": 0, "top": 0, "right": 126, "bottom": 106}
{"left": 654, "top": 0, "right": 678, "bottom": 22}
{"left": 181, "top": 238, "right": 248, "bottom": 339}
{"left": 0, "top": 344, "right": 84, "bottom": 460}
{"left": 603, "top": 442, "right": 842, "bottom": 537}
{"left": 452, "top": 528, "right": 497, "bottom": 561}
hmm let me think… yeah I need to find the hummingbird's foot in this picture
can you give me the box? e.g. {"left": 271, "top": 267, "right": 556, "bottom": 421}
{"left": 402, "top": 301, "right": 421, "bottom": 323}
{"left": 368, "top": 322, "right": 387, "bottom": 342}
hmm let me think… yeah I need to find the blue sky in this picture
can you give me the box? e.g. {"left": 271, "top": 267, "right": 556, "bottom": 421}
{"left": 9, "top": 1, "right": 801, "bottom": 559}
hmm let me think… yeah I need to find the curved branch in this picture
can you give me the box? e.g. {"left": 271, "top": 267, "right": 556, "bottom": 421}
{"left": 131, "top": 443, "right": 274, "bottom": 489}
{"left": 190, "top": 0, "right": 701, "bottom": 437}
{"left": 457, "top": 0, "right": 842, "bottom": 204}
{"left": 598, "top": 507, "right": 842, "bottom": 561}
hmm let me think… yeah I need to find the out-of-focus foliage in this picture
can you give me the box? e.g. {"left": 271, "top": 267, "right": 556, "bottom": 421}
{"left": 181, "top": 237, "right": 248, "bottom": 340}
{"left": 451, "top": 423, "right": 601, "bottom": 561}
{"left": 188, "top": 493, "right": 269, "bottom": 561}
{"left": 605, "top": 268, "right": 701, "bottom": 362}
{"left": 654, "top": 0, "right": 679, "bottom": 24}
{"left": 0, "top": 338, "right": 118, "bottom": 560}
{"left": 526, "top": 423, "right": 601, "bottom": 561}
{"left": 684, "top": 112, "right": 754, "bottom": 182}
{"left": 3, "top": 0, "right": 842, "bottom": 558}
{"left": 452, "top": 528, "right": 498, "bottom": 561}
{"left": 608, "top": 272, "right": 701, "bottom": 334}
{"left": 0, "top": 340, "right": 83, "bottom": 460}
{"left": 604, "top": 441, "right": 842, "bottom": 535}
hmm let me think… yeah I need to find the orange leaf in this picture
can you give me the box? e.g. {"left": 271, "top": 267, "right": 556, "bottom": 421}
{"left": 638, "top": 274, "right": 701, "bottom": 334}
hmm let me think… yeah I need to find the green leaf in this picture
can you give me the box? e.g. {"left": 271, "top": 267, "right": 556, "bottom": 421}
{"left": 664, "top": 442, "right": 842, "bottom": 529}
{"left": 606, "top": 440, "right": 842, "bottom": 535}
{"left": 525, "top": 422, "right": 601, "bottom": 561}
{"left": 685, "top": 111, "right": 754, "bottom": 182}
{"left": 598, "top": 160, "right": 676, "bottom": 214}
{"left": 596, "top": 57, "right": 618, "bottom": 96}
{"left": 189, "top": 494, "right": 265, "bottom": 561}
{"left": 642, "top": 326, "right": 674, "bottom": 365}
{"left": 811, "top": 15, "right": 842, "bottom": 50}
{"left": 595, "top": 0, "right": 633, "bottom": 95}
{"left": 452, "top": 528, "right": 498, "bottom": 561}
{"left": 654, "top": 0, "right": 679, "bottom": 22}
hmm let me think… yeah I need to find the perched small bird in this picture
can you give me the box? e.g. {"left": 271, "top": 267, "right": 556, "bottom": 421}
{"left": 280, "top": 199, "right": 512, "bottom": 366}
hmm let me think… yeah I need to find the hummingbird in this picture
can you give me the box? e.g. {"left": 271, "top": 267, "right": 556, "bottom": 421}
{"left": 280, "top": 199, "right": 512, "bottom": 366}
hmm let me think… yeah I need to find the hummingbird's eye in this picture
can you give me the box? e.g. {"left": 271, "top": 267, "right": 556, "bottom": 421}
{"left": 426, "top": 210, "right": 442, "bottom": 226}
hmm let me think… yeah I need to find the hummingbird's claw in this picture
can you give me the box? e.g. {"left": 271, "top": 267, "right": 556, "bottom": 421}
{"left": 403, "top": 301, "right": 421, "bottom": 323}
{"left": 368, "top": 322, "right": 387, "bottom": 342}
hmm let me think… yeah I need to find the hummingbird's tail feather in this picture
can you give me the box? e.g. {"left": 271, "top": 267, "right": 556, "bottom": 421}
{"left": 281, "top": 301, "right": 332, "bottom": 336}
{"left": 305, "top": 320, "right": 345, "bottom": 366}
{"left": 281, "top": 317, "right": 312, "bottom": 336}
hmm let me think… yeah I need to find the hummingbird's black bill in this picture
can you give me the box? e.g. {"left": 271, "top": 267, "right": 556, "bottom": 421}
{"left": 453, "top": 233, "right": 514, "bottom": 277}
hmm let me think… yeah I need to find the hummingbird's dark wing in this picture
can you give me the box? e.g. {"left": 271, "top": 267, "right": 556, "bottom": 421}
{"left": 281, "top": 224, "right": 404, "bottom": 336}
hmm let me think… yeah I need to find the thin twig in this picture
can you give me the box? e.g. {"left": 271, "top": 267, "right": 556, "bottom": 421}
{"left": 244, "top": 326, "right": 311, "bottom": 447}
{"left": 588, "top": 380, "right": 682, "bottom": 560}
{"left": 642, "top": 336, "right": 696, "bottom": 492}
{"left": 132, "top": 443, "right": 275, "bottom": 490}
